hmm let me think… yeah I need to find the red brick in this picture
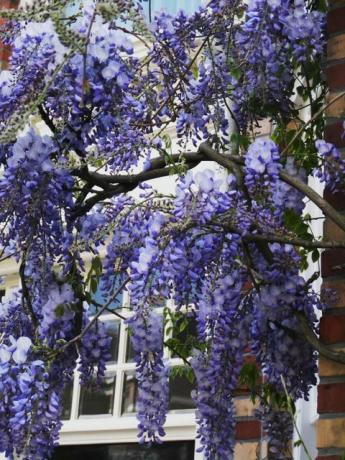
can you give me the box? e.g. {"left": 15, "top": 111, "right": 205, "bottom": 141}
{"left": 322, "top": 278, "right": 345, "bottom": 308}
{"left": 0, "top": 45, "right": 11, "bottom": 62}
{"left": 318, "top": 382, "right": 345, "bottom": 413}
{"left": 322, "top": 249, "right": 345, "bottom": 277}
{"left": 326, "top": 62, "right": 345, "bottom": 90}
{"left": 0, "top": 0, "right": 19, "bottom": 9}
{"left": 328, "top": 8, "right": 345, "bottom": 34}
{"left": 325, "top": 121, "right": 345, "bottom": 148}
{"left": 0, "top": 0, "right": 18, "bottom": 69}
{"left": 316, "top": 456, "right": 342, "bottom": 460}
{"left": 235, "top": 420, "right": 261, "bottom": 440}
{"left": 320, "top": 314, "right": 345, "bottom": 344}
{"left": 323, "top": 188, "right": 345, "bottom": 211}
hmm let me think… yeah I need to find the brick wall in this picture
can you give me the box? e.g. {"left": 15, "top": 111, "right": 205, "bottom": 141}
{"left": 0, "top": 0, "right": 19, "bottom": 69}
{"left": 317, "top": 1, "right": 345, "bottom": 459}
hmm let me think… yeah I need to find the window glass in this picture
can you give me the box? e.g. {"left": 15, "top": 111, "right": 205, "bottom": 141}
{"left": 125, "top": 332, "right": 136, "bottom": 363}
{"left": 171, "top": 316, "right": 198, "bottom": 358}
{"left": 88, "top": 276, "right": 124, "bottom": 316}
{"left": 78, "top": 373, "right": 116, "bottom": 417}
{"left": 52, "top": 441, "right": 195, "bottom": 460}
{"left": 169, "top": 374, "right": 195, "bottom": 410}
{"left": 106, "top": 321, "right": 120, "bottom": 364}
{"left": 121, "top": 370, "right": 195, "bottom": 414}
{"left": 61, "top": 382, "right": 74, "bottom": 420}
{"left": 64, "top": 0, "right": 81, "bottom": 16}
{"left": 121, "top": 372, "right": 138, "bottom": 414}
{"left": 142, "top": 0, "right": 201, "bottom": 21}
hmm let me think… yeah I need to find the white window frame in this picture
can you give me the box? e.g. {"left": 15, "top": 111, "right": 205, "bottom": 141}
{"left": 59, "top": 291, "right": 203, "bottom": 459}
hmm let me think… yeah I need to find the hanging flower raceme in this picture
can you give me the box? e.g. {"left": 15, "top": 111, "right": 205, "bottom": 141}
{"left": 0, "top": 294, "right": 66, "bottom": 459}
{"left": 256, "top": 404, "right": 293, "bottom": 460}
{"left": 273, "top": 157, "right": 307, "bottom": 217}
{"left": 78, "top": 317, "right": 113, "bottom": 386}
{"left": 191, "top": 268, "right": 248, "bottom": 460}
{"left": 244, "top": 139, "right": 281, "bottom": 195}
{"left": 232, "top": 0, "right": 325, "bottom": 129}
{"left": 251, "top": 243, "right": 321, "bottom": 400}
{"left": 0, "top": 130, "right": 74, "bottom": 259}
{"left": 126, "top": 309, "right": 170, "bottom": 445}
{"left": 314, "top": 139, "right": 345, "bottom": 191}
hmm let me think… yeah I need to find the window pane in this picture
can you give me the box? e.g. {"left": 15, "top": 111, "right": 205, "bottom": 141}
{"left": 121, "top": 371, "right": 195, "bottom": 414}
{"left": 60, "top": 382, "right": 74, "bottom": 420}
{"left": 125, "top": 333, "right": 136, "bottom": 363}
{"left": 52, "top": 441, "right": 195, "bottom": 460}
{"left": 169, "top": 374, "right": 195, "bottom": 410}
{"left": 78, "top": 373, "right": 116, "bottom": 416}
{"left": 106, "top": 321, "right": 120, "bottom": 363}
{"left": 142, "top": 0, "right": 201, "bottom": 21}
{"left": 121, "top": 372, "right": 138, "bottom": 414}
{"left": 88, "top": 276, "right": 124, "bottom": 316}
{"left": 171, "top": 316, "right": 198, "bottom": 358}
{"left": 64, "top": 0, "right": 80, "bottom": 16}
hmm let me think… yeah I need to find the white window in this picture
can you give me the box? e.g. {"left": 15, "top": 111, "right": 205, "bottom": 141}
{"left": 57, "top": 290, "right": 203, "bottom": 459}
{"left": 141, "top": 0, "right": 202, "bottom": 21}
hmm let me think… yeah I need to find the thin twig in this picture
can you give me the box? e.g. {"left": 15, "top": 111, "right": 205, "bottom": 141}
{"left": 60, "top": 276, "right": 130, "bottom": 351}
{"left": 281, "top": 90, "right": 345, "bottom": 156}
{"left": 19, "top": 255, "right": 38, "bottom": 329}
{"left": 280, "top": 375, "right": 313, "bottom": 460}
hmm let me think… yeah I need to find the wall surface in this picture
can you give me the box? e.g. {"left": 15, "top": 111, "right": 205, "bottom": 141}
{"left": 317, "top": 1, "right": 345, "bottom": 459}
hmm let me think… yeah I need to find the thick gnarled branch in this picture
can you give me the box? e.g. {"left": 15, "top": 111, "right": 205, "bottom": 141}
{"left": 295, "top": 311, "right": 345, "bottom": 365}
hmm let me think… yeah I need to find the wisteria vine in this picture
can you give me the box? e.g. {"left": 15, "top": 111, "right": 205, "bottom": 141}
{"left": 0, "top": 0, "right": 342, "bottom": 459}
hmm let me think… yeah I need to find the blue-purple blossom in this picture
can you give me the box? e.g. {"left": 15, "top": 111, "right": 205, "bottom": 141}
{"left": 0, "top": 1, "right": 330, "bottom": 459}
{"left": 314, "top": 139, "right": 345, "bottom": 191}
{"left": 245, "top": 139, "right": 281, "bottom": 193}
{"left": 127, "top": 310, "right": 169, "bottom": 444}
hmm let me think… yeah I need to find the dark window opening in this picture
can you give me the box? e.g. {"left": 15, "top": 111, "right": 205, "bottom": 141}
{"left": 52, "top": 441, "right": 195, "bottom": 460}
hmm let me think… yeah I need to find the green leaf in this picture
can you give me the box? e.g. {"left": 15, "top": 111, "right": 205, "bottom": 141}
{"left": 90, "top": 277, "right": 98, "bottom": 294}
{"left": 284, "top": 209, "right": 313, "bottom": 241}
{"left": 311, "top": 249, "right": 320, "bottom": 263}
{"left": 185, "top": 367, "right": 195, "bottom": 384}
{"left": 179, "top": 317, "right": 189, "bottom": 333}
{"left": 170, "top": 365, "right": 195, "bottom": 384}
{"left": 93, "top": 256, "right": 103, "bottom": 274}
{"left": 239, "top": 363, "right": 260, "bottom": 388}
{"left": 84, "top": 291, "right": 92, "bottom": 304}
{"left": 55, "top": 304, "right": 65, "bottom": 318}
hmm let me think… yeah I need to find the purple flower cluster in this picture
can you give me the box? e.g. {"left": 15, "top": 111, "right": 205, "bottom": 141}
{"left": 0, "top": 130, "right": 74, "bottom": 266}
{"left": 257, "top": 404, "right": 293, "bottom": 459}
{"left": 314, "top": 139, "right": 345, "bottom": 191}
{"left": 40, "top": 283, "right": 75, "bottom": 337}
{"left": 273, "top": 157, "right": 306, "bottom": 216}
{"left": 251, "top": 244, "right": 319, "bottom": 399}
{"left": 127, "top": 310, "right": 169, "bottom": 444}
{"left": 245, "top": 139, "right": 281, "bottom": 195}
{"left": 78, "top": 318, "right": 112, "bottom": 386}
{"left": 0, "top": 293, "right": 72, "bottom": 459}
{"left": 191, "top": 272, "right": 247, "bottom": 459}
{"left": 284, "top": 1, "right": 325, "bottom": 63}
{"left": 233, "top": 0, "right": 325, "bottom": 129}
{"left": 0, "top": 1, "right": 330, "bottom": 459}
